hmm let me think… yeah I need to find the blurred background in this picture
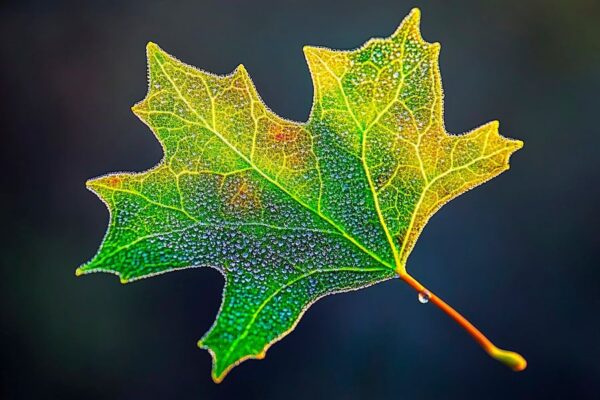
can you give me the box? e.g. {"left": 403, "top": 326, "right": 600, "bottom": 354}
{"left": 1, "top": 0, "right": 599, "bottom": 398}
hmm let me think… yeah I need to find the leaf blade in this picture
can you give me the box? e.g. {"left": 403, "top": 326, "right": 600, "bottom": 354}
{"left": 78, "top": 8, "right": 524, "bottom": 380}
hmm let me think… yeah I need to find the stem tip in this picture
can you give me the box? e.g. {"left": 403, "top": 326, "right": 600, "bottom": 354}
{"left": 489, "top": 347, "right": 527, "bottom": 371}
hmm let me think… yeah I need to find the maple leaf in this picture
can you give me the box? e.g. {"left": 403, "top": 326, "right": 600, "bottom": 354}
{"left": 77, "top": 8, "right": 526, "bottom": 382}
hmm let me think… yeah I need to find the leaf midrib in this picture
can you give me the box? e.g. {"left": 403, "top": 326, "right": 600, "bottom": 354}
{"left": 308, "top": 52, "right": 408, "bottom": 272}
{"left": 307, "top": 26, "right": 415, "bottom": 272}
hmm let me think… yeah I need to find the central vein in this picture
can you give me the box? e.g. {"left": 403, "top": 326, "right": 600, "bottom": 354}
{"left": 309, "top": 52, "right": 405, "bottom": 273}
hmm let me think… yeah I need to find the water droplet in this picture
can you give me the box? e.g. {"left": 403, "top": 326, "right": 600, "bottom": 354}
{"left": 418, "top": 290, "right": 430, "bottom": 304}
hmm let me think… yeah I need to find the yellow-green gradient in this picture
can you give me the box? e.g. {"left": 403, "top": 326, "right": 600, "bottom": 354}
{"left": 78, "top": 8, "right": 523, "bottom": 382}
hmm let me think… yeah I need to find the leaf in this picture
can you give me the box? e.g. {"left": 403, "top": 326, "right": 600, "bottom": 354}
{"left": 77, "top": 8, "right": 525, "bottom": 382}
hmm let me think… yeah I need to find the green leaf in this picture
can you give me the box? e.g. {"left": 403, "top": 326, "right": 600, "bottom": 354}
{"left": 78, "top": 8, "right": 524, "bottom": 382}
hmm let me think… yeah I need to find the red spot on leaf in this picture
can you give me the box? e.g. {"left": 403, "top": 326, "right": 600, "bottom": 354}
{"left": 107, "top": 176, "right": 122, "bottom": 187}
{"left": 270, "top": 124, "right": 296, "bottom": 143}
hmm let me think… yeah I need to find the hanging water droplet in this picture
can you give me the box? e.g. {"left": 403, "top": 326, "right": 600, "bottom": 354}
{"left": 418, "top": 290, "right": 430, "bottom": 304}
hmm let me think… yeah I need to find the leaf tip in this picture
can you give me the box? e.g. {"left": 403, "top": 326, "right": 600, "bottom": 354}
{"left": 303, "top": 45, "right": 327, "bottom": 70}
{"left": 489, "top": 120, "right": 524, "bottom": 154}
{"left": 75, "top": 268, "right": 84, "bottom": 277}
{"left": 403, "top": 7, "right": 421, "bottom": 32}
{"left": 85, "top": 178, "right": 97, "bottom": 189}
{"left": 512, "top": 139, "right": 524, "bottom": 151}
{"left": 146, "top": 41, "right": 168, "bottom": 65}
{"left": 234, "top": 64, "right": 249, "bottom": 80}
{"left": 146, "top": 41, "right": 159, "bottom": 54}
{"left": 391, "top": 7, "right": 422, "bottom": 41}
{"left": 120, "top": 276, "right": 129, "bottom": 284}
{"left": 211, "top": 372, "right": 225, "bottom": 384}
{"left": 196, "top": 340, "right": 227, "bottom": 383}
{"left": 302, "top": 45, "right": 317, "bottom": 57}
{"left": 408, "top": 7, "right": 421, "bottom": 22}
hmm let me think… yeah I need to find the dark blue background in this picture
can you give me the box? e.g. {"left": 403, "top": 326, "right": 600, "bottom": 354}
{"left": 1, "top": 0, "right": 599, "bottom": 398}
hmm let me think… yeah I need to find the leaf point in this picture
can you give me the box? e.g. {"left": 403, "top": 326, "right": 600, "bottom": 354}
{"left": 409, "top": 7, "right": 421, "bottom": 21}
{"left": 234, "top": 64, "right": 249, "bottom": 80}
{"left": 409, "top": 8, "right": 421, "bottom": 33}
{"left": 514, "top": 140, "right": 524, "bottom": 150}
{"left": 146, "top": 41, "right": 159, "bottom": 54}
{"left": 397, "top": 7, "right": 421, "bottom": 34}
{"left": 211, "top": 371, "right": 224, "bottom": 384}
{"left": 75, "top": 268, "right": 84, "bottom": 277}
{"left": 302, "top": 45, "right": 318, "bottom": 58}
{"left": 85, "top": 177, "right": 100, "bottom": 190}
{"left": 131, "top": 104, "right": 141, "bottom": 117}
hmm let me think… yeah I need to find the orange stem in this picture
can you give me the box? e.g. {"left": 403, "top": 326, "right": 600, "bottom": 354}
{"left": 400, "top": 272, "right": 526, "bottom": 371}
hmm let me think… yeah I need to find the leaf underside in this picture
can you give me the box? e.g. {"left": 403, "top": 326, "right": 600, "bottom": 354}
{"left": 78, "top": 8, "right": 522, "bottom": 382}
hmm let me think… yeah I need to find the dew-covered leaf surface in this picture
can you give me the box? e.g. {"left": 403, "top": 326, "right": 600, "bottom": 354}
{"left": 78, "top": 8, "right": 522, "bottom": 382}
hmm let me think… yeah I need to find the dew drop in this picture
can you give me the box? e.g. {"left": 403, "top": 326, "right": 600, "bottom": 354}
{"left": 418, "top": 290, "right": 430, "bottom": 304}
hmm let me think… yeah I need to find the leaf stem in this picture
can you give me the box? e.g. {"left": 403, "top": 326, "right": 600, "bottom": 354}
{"left": 399, "top": 272, "right": 527, "bottom": 371}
